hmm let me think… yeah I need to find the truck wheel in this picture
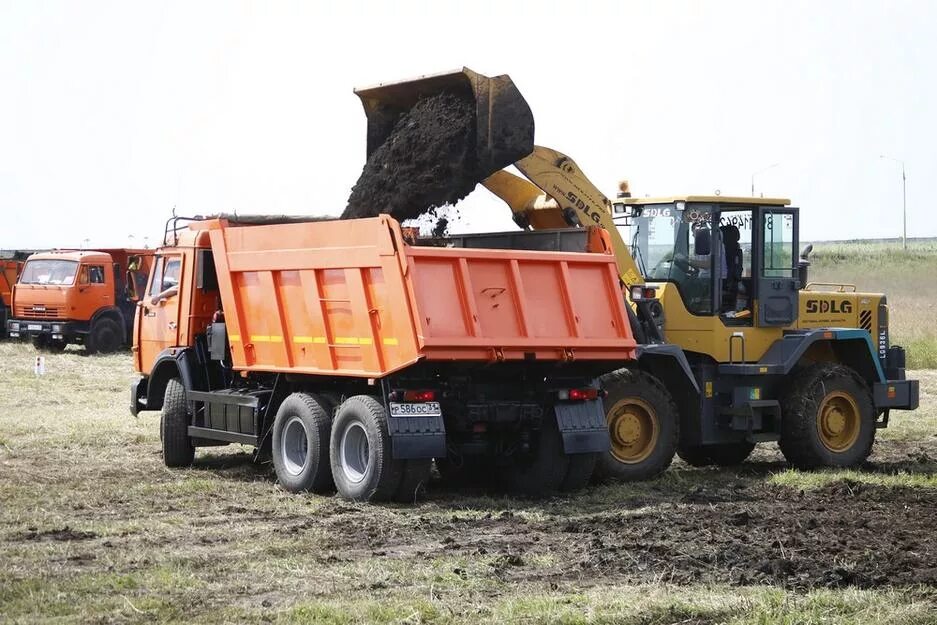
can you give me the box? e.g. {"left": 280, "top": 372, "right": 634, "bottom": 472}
{"left": 272, "top": 393, "right": 334, "bottom": 494}
{"left": 503, "top": 416, "right": 569, "bottom": 497}
{"left": 780, "top": 364, "right": 875, "bottom": 469}
{"left": 678, "top": 442, "right": 756, "bottom": 467}
{"left": 436, "top": 456, "right": 495, "bottom": 488}
{"left": 395, "top": 459, "right": 433, "bottom": 503}
{"left": 32, "top": 336, "right": 66, "bottom": 352}
{"left": 595, "top": 369, "right": 678, "bottom": 482}
{"left": 330, "top": 396, "right": 405, "bottom": 502}
{"left": 88, "top": 318, "right": 122, "bottom": 353}
{"left": 561, "top": 452, "right": 599, "bottom": 492}
{"left": 161, "top": 378, "right": 194, "bottom": 467}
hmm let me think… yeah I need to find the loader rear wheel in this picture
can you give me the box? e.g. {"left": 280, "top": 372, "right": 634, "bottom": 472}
{"left": 161, "top": 378, "right": 194, "bottom": 467}
{"left": 779, "top": 364, "right": 875, "bottom": 469}
{"left": 88, "top": 318, "right": 122, "bottom": 354}
{"left": 595, "top": 369, "right": 678, "bottom": 482}
{"left": 330, "top": 396, "right": 407, "bottom": 502}
{"left": 502, "top": 415, "right": 569, "bottom": 497}
{"left": 272, "top": 393, "right": 334, "bottom": 494}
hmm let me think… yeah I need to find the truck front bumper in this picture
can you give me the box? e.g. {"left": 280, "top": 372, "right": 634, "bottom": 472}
{"left": 7, "top": 319, "right": 87, "bottom": 342}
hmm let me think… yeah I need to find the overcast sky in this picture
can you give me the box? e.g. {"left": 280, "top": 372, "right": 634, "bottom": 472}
{"left": 1, "top": 0, "right": 933, "bottom": 249}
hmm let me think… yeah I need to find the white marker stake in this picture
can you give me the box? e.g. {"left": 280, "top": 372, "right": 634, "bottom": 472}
{"left": 34, "top": 356, "right": 45, "bottom": 376}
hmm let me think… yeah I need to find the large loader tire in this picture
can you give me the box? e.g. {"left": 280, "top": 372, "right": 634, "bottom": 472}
{"left": 595, "top": 369, "right": 678, "bottom": 482}
{"left": 779, "top": 364, "right": 875, "bottom": 469}
{"left": 678, "top": 441, "right": 756, "bottom": 467}
{"left": 502, "top": 415, "right": 569, "bottom": 497}
{"left": 161, "top": 378, "right": 194, "bottom": 467}
{"left": 272, "top": 393, "right": 334, "bottom": 494}
{"left": 88, "top": 318, "right": 122, "bottom": 354}
{"left": 330, "top": 396, "right": 407, "bottom": 502}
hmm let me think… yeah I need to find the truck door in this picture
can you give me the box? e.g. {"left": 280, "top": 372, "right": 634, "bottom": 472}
{"left": 78, "top": 263, "right": 112, "bottom": 315}
{"left": 755, "top": 207, "right": 799, "bottom": 326}
{"left": 137, "top": 254, "right": 183, "bottom": 374}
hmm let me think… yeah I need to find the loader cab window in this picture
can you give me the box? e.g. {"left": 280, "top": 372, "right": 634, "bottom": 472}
{"left": 763, "top": 212, "right": 796, "bottom": 277}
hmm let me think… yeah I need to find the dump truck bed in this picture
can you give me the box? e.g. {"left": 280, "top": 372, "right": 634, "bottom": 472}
{"left": 198, "top": 216, "right": 635, "bottom": 377}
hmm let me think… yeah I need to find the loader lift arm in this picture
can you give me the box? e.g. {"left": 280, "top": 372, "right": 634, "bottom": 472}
{"left": 482, "top": 146, "right": 644, "bottom": 288}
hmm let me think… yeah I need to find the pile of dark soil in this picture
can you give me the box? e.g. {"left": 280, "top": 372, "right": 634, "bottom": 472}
{"left": 343, "top": 93, "right": 480, "bottom": 222}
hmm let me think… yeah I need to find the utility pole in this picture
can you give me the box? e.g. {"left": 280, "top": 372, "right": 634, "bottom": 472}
{"left": 880, "top": 155, "right": 907, "bottom": 250}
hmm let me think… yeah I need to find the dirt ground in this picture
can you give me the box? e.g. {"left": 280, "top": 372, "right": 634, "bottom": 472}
{"left": 343, "top": 93, "right": 479, "bottom": 223}
{"left": 1, "top": 346, "right": 935, "bottom": 623}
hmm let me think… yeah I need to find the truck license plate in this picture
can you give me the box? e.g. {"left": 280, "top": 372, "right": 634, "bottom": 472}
{"left": 389, "top": 402, "right": 441, "bottom": 417}
{"left": 28, "top": 324, "right": 42, "bottom": 331}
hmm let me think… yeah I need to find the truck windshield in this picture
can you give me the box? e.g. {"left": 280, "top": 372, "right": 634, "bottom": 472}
{"left": 19, "top": 259, "right": 79, "bottom": 286}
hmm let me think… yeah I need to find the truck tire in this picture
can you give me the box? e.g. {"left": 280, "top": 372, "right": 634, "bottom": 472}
{"left": 330, "top": 396, "right": 405, "bottom": 502}
{"left": 779, "top": 363, "right": 875, "bottom": 469}
{"left": 32, "top": 336, "right": 67, "bottom": 352}
{"left": 272, "top": 393, "right": 334, "bottom": 494}
{"left": 161, "top": 378, "right": 194, "bottom": 467}
{"left": 561, "top": 452, "right": 599, "bottom": 492}
{"left": 395, "top": 459, "right": 433, "bottom": 503}
{"left": 678, "top": 442, "right": 756, "bottom": 467}
{"left": 436, "top": 456, "right": 495, "bottom": 488}
{"left": 502, "top": 417, "right": 569, "bottom": 497}
{"left": 88, "top": 318, "right": 122, "bottom": 354}
{"left": 595, "top": 369, "right": 678, "bottom": 482}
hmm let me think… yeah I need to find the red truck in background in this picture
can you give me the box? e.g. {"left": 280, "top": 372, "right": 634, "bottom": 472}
{"left": 7, "top": 248, "right": 152, "bottom": 352}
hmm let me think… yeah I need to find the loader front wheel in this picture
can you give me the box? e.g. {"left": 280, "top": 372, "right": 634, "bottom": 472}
{"left": 161, "top": 378, "right": 194, "bottom": 468}
{"left": 330, "top": 396, "right": 407, "bottom": 502}
{"left": 272, "top": 393, "right": 334, "bottom": 494}
{"left": 595, "top": 369, "right": 678, "bottom": 482}
{"left": 780, "top": 364, "right": 874, "bottom": 469}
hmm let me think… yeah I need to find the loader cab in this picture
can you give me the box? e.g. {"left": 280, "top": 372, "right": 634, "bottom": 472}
{"left": 628, "top": 196, "right": 799, "bottom": 328}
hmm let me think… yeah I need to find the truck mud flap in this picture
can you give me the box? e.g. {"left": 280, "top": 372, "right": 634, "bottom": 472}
{"left": 555, "top": 401, "right": 611, "bottom": 454}
{"left": 388, "top": 414, "right": 447, "bottom": 460}
{"left": 874, "top": 380, "right": 919, "bottom": 410}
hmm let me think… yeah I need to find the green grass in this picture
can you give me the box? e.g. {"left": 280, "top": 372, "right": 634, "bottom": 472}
{"left": 808, "top": 239, "right": 937, "bottom": 368}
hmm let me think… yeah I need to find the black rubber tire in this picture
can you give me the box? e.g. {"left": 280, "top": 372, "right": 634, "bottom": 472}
{"left": 395, "top": 459, "right": 433, "bottom": 503}
{"left": 88, "top": 318, "right": 122, "bottom": 354}
{"left": 329, "top": 395, "right": 405, "bottom": 502}
{"left": 435, "top": 456, "right": 496, "bottom": 488}
{"left": 678, "top": 441, "right": 756, "bottom": 467}
{"left": 561, "top": 452, "right": 599, "bottom": 492}
{"left": 502, "top": 416, "right": 569, "bottom": 497}
{"left": 31, "top": 336, "right": 67, "bottom": 352}
{"left": 594, "top": 369, "right": 679, "bottom": 482}
{"left": 677, "top": 445, "right": 712, "bottom": 467}
{"left": 271, "top": 393, "right": 334, "bottom": 494}
{"left": 161, "top": 378, "right": 194, "bottom": 467}
{"left": 779, "top": 363, "right": 875, "bottom": 469}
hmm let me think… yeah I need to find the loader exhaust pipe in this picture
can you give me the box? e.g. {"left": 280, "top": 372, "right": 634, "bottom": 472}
{"left": 354, "top": 67, "right": 535, "bottom": 180}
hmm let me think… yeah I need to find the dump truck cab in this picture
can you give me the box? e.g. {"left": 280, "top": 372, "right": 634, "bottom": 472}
{"left": 8, "top": 249, "right": 152, "bottom": 352}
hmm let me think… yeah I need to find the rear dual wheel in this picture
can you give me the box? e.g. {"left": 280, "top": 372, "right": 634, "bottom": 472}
{"left": 272, "top": 393, "right": 336, "bottom": 494}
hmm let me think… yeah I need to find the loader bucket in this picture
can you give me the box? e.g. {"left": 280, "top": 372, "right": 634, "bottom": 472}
{"left": 354, "top": 67, "right": 534, "bottom": 180}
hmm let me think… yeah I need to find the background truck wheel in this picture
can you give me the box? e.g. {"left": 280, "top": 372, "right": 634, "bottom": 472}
{"left": 779, "top": 363, "right": 875, "bottom": 469}
{"left": 678, "top": 442, "right": 756, "bottom": 467}
{"left": 88, "top": 318, "right": 122, "bottom": 353}
{"left": 329, "top": 395, "right": 406, "bottom": 502}
{"left": 502, "top": 415, "right": 569, "bottom": 497}
{"left": 161, "top": 378, "right": 194, "bottom": 467}
{"left": 595, "top": 369, "right": 678, "bottom": 482}
{"left": 394, "top": 459, "right": 433, "bottom": 503}
{"left": 32, "top": 336, "right": 67, "bottom": 352}
{"left": 272, "top": 393, "right": 334, "bottom": 494}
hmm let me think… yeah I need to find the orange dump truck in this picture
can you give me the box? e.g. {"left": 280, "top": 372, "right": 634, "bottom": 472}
{"left": 131, "top": 215, "right": 639, "bottom": 501}
{"left": 1, "top": 250, "right": 39, "bottom": 333}
{"left": 7, "top": 249, "right": 152, "bottom": 352}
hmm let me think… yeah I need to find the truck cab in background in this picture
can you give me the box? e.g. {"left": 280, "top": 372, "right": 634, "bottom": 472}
{"left": 7, "top": 249, "right": 153, "bottom": 353}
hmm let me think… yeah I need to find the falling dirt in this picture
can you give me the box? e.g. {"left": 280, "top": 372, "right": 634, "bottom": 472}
{"left": 342, "top": 93, "right": 480, "bottom": 227}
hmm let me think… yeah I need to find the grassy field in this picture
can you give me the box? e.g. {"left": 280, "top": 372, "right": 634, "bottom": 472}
{"left": 1, "top": 342, "right": 935, "bottom": 625}
{"left": 807, "top": 239, "right": 937, "bottom": 368}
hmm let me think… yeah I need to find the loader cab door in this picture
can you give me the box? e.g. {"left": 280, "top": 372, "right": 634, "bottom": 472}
{"left": 137, "top": 253, "right": 183, "bottom": 374}
{"left": 754, "top": 207, "right": 799, "bottom": 326}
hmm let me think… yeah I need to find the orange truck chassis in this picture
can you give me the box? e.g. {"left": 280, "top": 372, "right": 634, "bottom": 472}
{"left": 131, "top": 215, "right": 638, "bottom": 501}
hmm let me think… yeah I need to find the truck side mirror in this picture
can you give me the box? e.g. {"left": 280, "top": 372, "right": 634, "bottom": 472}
{"left": 126, "top": 270, "right": 137, "bottom": 300}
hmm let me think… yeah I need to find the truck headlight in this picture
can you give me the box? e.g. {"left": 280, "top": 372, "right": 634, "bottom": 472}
{"left": 9, "top": 321, "right": 19, "bottom": 331}
{"left": 52, "top": 324, "right": 62, "bottom": 333}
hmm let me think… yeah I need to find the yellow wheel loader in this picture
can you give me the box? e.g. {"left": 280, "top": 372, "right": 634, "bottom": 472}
{"left": 354, "top": 67, "right": 919, "bottom": 480}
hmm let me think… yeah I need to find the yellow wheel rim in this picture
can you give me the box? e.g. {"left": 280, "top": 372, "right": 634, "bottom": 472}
{"left": 816, "top": 390, "right": 861, "bottom": 452}
{"left": 607, "top": 397, "right": 659, "bottom": 464}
